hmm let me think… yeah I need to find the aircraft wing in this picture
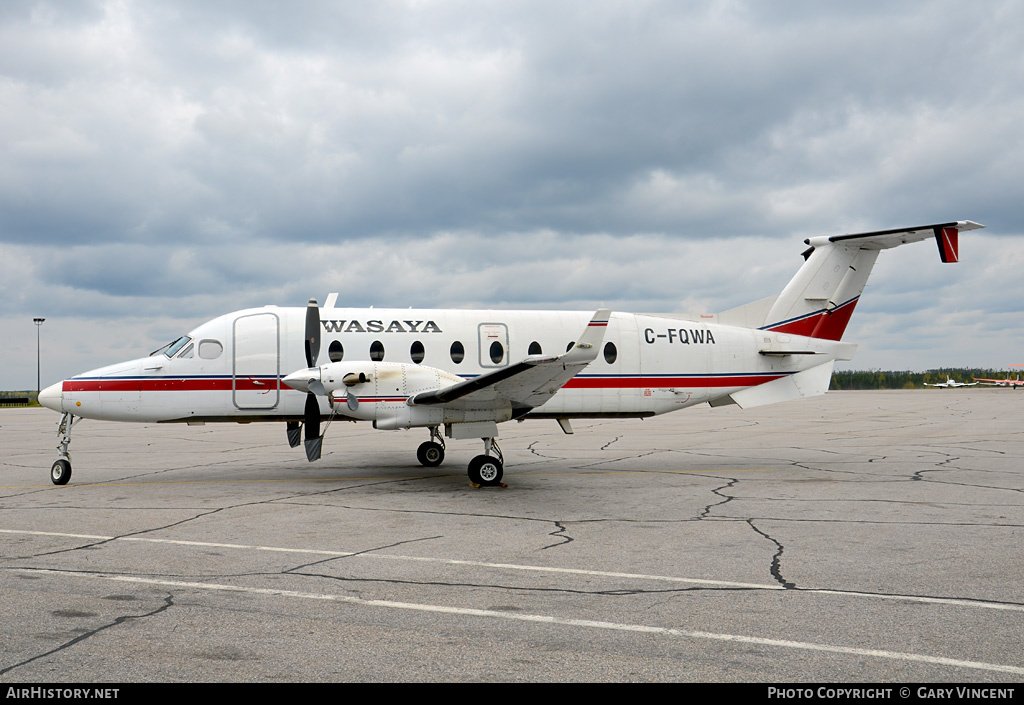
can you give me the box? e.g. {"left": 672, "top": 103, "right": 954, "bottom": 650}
{"left": 410, "top": 309, "right": 611, "bottom": 412}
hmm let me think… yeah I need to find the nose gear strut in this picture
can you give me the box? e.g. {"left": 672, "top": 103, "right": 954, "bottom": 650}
{"left": 51, "top": 412, "right": 81, "bottom": 485}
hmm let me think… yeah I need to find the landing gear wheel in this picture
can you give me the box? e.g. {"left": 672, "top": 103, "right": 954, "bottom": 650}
{"left": 51, "top": 459, "right": 72, "bottom": 486}
{"left": 417, "top": 441, "right": 445, "bottom": 467}
{"left": 468, "top": 454, "right": 503, "bottom": 487}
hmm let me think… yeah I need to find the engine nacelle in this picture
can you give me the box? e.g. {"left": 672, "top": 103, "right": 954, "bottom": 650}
{"left": 287, "top": 360, "right": 515, "bottom": 430}
{"left": 317, "top": 361, "right": 460, "bottom": 429}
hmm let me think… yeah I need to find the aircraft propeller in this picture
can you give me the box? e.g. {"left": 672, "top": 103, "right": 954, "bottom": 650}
{"left": 302, "top": 297, "right": 325, "bottom": 461}
{"left": 284, "top": 299, "right": 370, "bottom": 459}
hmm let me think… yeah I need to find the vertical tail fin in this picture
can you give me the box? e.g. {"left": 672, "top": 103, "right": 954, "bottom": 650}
{"left": 719, "top": 221, "right": 984, "bottom": 341}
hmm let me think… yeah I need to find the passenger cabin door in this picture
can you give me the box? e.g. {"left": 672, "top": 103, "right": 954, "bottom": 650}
{"left": 233, "top": 312, "right": 280, "bottom": 410}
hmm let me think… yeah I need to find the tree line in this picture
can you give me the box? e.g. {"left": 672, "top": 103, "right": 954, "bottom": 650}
{"left": 830, "top": 368, "right": 1008, "bottom": 390}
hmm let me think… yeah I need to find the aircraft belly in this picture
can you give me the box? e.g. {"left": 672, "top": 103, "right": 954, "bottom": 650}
{"left": 540, "top": 386, "right": 662, "bottom": 415}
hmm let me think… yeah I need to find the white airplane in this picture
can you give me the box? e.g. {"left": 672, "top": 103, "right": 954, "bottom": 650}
{"left": 38, "top": 221, "right": 984, "bottom": 487}
{"left": 924, "top": 376, "right": 979, "bottom": 388}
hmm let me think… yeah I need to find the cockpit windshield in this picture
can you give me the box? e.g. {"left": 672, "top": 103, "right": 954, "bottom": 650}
{"left": 150, "top": 336, "right": 193, "bottom": 358}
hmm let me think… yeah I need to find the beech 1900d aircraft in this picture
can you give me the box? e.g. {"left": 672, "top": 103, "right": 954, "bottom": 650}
{"left": 39, "top": 221, "right": 983, "bottom": 487}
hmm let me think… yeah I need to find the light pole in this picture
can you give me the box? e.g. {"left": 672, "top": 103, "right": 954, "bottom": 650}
{"left": 33, "top": 318, "right": 45, "bottom": 397}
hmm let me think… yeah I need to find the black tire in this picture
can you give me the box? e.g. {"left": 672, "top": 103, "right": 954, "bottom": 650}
{"left": 417, "top": 441, "right": 445, "bottom": 467}
{"left": 51, "top": 459, "right": 72, "bottom": 486}
{"left": 468, "top": 454, "right": 503, "bottom": 486}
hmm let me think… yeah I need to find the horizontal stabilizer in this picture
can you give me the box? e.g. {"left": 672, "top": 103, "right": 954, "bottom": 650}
{"left": 818, "top": 220, "right": 983, "bottom": 253}
{"left": 729, "top": 361, "right": 834, "bottom": 409}
{"left": 757, "top": 336, "right": 857, "bottom": 361}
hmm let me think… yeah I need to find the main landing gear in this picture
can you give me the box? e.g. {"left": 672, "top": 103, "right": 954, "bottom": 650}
{"left": 50, "top": 412, "right": 79, "bottom": 486}
{"left": 468, "top": 438, "right": 504, "bottom": 487}
{"left": 468, "top": 438, "right": 503, "bottom": 487}
{"left": 415, "top": 427, "right": 505, "bottom": 487}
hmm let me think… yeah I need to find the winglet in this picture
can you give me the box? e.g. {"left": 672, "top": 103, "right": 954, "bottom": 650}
{"left": 563, "top": 309, "right": 611, "bottom": 364}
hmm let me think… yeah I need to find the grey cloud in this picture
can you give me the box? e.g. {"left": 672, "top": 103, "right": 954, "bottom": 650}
{"left": 2, "top": 1, "right": 1022, "bottom": 387}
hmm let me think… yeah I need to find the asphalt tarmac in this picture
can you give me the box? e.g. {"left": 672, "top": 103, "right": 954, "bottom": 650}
{"left": 1, "top": 389, "right": 1022, "bottom": 683}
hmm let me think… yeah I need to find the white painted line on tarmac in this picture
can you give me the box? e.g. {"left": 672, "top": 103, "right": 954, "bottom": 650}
{"left": 4, "top": 528, "right": 1023, "bottom": 613}
{"left": 15, "top": 567, "right": 1024, "bottom": 677}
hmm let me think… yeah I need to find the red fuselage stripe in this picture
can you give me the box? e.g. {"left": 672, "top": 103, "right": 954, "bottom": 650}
{"left": 64, "top": 375, "right": 784, "bottom": 393}
{"left": 63, "top": 379, "right": 276, "bottom": 392}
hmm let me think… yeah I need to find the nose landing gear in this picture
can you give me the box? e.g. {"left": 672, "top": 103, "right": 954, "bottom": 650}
{"left": 50, "top": 412, "right": 79, "bottom": 485}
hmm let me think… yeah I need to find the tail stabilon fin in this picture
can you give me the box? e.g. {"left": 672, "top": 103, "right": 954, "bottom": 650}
{"left": 719, "top": 221, "right": 984, "bottom": 341}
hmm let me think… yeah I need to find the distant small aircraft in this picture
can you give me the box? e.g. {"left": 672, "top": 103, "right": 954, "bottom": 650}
{"left": 39, "top": 221, "right": 983, "bottom": 487}
{"left": 924, "top": 376, "right": 979, "bottom": 388}
{"left": 973, "top": 371, "right": 1024, "bottom": 389}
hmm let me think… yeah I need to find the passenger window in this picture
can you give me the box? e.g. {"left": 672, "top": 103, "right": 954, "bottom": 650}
{"left": 329, "top": 340, "right": 344, "bottom": 362}
{"left": 411, "top": 341, "right": 425, "bottom": 364}
{"left": 450, "top": 341, "right": 465, "bottom": 364}
{"left": 528, "top": 341, "right": 542, "bottom": 355}
{"left": 489, "top": 341, "right": 504, "bottom": 365}
{"left": 370, "top": 341, "right": 385, "bottom": 362}
{"left": 603, "top": 342, "right": 617, "bottom": 364}
{"left": 198, "top": 340, "right": 223, "bottom": 360}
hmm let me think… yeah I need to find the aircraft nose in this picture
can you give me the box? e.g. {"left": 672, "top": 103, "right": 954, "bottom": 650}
{"left": 38, "top": 382, "right": 63, "bottom": 412}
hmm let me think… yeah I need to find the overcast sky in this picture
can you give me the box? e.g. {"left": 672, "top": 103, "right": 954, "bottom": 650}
{"left": 2, "top": 0, "right": 1022, "bottom": 389}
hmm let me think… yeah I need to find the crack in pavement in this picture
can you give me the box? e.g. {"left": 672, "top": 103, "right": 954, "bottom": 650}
{"left": 540, "top": 521, "right": 573, "bottom": 550}
{"left": 600, "top": 436, "right": 621, "bottom": 450}
{"left": 283, "top": 535, "right": 444, "bottom": 573}
{"left": 13, "top": 509, "right": 228, "bottom": 559}
{"left": 746, "top": 519, "right": 796, "bottom": 590}
{"left": 0, "top": 593, "right": 174, "bottom": 677}
{"left": 280, "top": 570, "right": 761, "bottom": 598}
{"left": 7, "top": 473, "right": 454, "bottom": 561}
{"left": 697, "top": 476, "right": 738, "bottom": 519}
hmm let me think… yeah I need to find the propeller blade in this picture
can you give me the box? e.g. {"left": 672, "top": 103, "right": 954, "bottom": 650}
{"left": 305, "top": 297, "right": 321, "bottom": 368}
{"left": 347, "top": 390, "right": 359, "bottom": 411}
{"left": 309, "top": 379, "right": 327, "bottom": 397}
{"left": 303, "top": 393, "right": 322, "bottom": 462}
{"left": 286, "top": 421, "right": 301, "bottom": 448}
{"left": 304, "top": 436, "right": 323, "bottom": 463}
